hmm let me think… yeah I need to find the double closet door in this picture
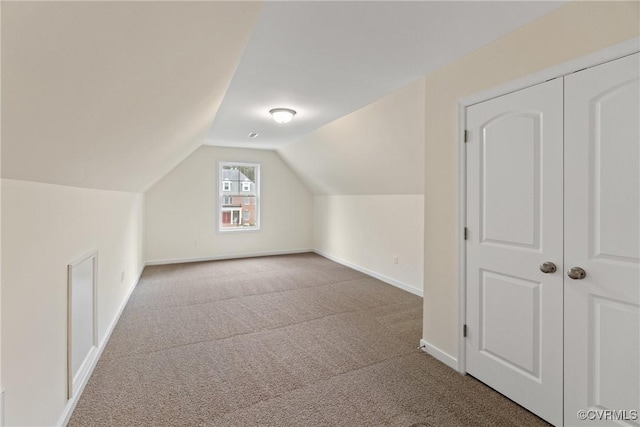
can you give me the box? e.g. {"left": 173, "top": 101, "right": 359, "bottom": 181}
{"left": 465, "top": 52, "right": 639, "bottom": 426}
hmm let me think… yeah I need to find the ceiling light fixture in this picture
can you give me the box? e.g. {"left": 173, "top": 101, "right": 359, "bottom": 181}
{"left": 269, "top": 108, "right": 296, "bottom": 124}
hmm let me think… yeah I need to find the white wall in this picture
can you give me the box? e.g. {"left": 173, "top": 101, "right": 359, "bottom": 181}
{"left": 313, "top": 195, "right": 423, "bottom": 295}
{"left": 279, "top": 78, "right": 425, "bottom": 294}
{"left": 1, "top": 179, "right": 144, "bottom": 426}
{"left": 144, "top": 146, "right": 312, "bottom": 264}
{"left": 422, "top": 1, "right": 640, "bottom": 360}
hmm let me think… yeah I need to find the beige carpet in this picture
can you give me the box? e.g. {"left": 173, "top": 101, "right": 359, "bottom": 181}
{"left": 69, "top": 253, "right": 549, "bottom": 426}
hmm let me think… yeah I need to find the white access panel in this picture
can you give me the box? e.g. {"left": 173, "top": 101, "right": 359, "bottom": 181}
{"left": 68, "top": 251, "right": 98, "bottom": 398}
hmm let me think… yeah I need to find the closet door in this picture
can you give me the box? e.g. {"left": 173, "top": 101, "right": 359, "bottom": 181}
{"left": 465, "top": 78, "right": 564, "bottom": 426}
{"left": 564, "top": 53, "right": 640, "bottom": 426}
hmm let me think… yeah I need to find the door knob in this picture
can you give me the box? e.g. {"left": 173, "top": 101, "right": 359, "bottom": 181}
{"left": 539, "top": 262, "right": 557, "bottom": 274}
{"left": 567, "top": 267, "right": 587, "bottom": 280}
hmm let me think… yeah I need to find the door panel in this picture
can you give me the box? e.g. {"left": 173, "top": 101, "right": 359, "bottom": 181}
{"left": 481, "top": 113, "right": 541, "bottom": 249}
{"left": 590, "top": 297, "right": 639, "bottom": 412}
{"left": 564, "top": 53, "right": 640, "bottom": 427}
{"left": 591, "top": 79, "right": 640, "bottom": 261}
{"left": 480, "top": 270, "right": 541, "bottom": 378}
{"left": 466, "top": 78, "right": 564, "bottom": 426}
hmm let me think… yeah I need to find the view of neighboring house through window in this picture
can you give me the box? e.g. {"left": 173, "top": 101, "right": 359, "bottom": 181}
{"left": 219, "top": 162, "right": 260, "bottom": 231}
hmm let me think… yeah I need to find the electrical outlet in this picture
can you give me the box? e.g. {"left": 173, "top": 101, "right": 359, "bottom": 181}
{"left": 120, "top": 271, "right": 125, "bottom": 282}
{"left": 393, "top": 255, "right": 399, "bottom": 264}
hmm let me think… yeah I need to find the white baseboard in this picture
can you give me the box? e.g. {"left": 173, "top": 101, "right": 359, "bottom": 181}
{"left": 57, "top": 265, "right": 145, "bottom": 427}
{"left": 145, "top": 248, "right": 313, "bottom": 266}
{"left": 419, "top": 339, "right": 458, "bottom": 370}
{"left": 313, "top": 250, "right": 423, "bottom": 297}
{"left": 1, "top": 389, "right": 4, "bottom": 427}
{"left": 147, "top": 250, "right": 423, "bottom": 298}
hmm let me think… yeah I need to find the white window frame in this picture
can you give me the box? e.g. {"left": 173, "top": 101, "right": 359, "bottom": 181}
{"left": 218, "top": 161, "right": 260, "bottom": 232}
{"left": 242, "top": 181, "right": 251, "bottom": 192}
{"left": 222, "top": 180, "right": 231, "bottom": 192}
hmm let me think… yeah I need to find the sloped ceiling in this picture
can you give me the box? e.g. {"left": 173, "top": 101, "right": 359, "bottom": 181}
{"left": 1, "top": 1, "right": 262, "bottom": 192}
{"left": 206, "top": 1, "right": 565, "bottom": 150}
{"left": 1, "top": 1, "right": 567, "bottom": 196}
{"left": 278, "top": 78, "right": 425, "bottom": 196}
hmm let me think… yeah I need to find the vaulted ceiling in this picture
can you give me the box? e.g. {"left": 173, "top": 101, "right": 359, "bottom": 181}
{"left": 1, "top": 1, "right": 261, "bottom": 192}
{"left": 1, "top": 1, "right": 565, "bottom": 194}
{"left": 206, "top": 1, "right": 565, "bottom": 150}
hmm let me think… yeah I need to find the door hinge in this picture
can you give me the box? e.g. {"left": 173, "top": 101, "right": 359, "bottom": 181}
{"left": 463, "top": 324, "right": 468, "bottom": 337}
{"left": 464, "top": 130, "right": 469, "bottom": 143}
{"left": 464, "top": 227, "right": 468, "bottom": 240}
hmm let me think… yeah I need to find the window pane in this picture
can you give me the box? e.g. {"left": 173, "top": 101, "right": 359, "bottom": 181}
{"left": 219, "top": 162, "right": 260, "bottom": 231}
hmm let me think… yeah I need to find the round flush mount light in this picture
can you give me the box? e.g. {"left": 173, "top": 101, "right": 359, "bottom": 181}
{"left": 269, "top": 108, "right": 296, "bottom": 124}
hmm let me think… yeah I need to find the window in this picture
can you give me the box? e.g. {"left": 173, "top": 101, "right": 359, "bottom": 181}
{"left": 218, "top": 162, "right": 260, "bottom": 231}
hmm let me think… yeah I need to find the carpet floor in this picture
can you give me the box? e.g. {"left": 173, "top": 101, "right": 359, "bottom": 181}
{"left": 69, "top": 253, "right": 549, "bottom": 426}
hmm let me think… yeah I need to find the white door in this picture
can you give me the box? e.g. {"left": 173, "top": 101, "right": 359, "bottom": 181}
{"left": 465, "top": 78, "right": 564, "bottom": 426}
{"left": 564, "top": 53, "right": 640, "bottom": 427}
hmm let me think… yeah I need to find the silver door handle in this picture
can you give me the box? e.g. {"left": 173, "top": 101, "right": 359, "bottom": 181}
{"left": 567, "top": 267, "right": 587, "bottom": 280}
{"left": 539, "top": 262, "right": 557, "bottom": 274}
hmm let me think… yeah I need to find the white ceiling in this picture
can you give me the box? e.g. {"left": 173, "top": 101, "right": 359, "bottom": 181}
{"left": 205, "top": 1, "right": 565, "bottom": 150}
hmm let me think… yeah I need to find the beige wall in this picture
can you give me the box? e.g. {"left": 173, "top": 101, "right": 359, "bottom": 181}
{"left": 423, "top": 1, "right": 640, "bottom": 358}
{"left": 278, "top": 78, "right": 425, "bottom": 293}
{"left": 1, "top": 179, "right": 144, "bottom": 426}
{"left": 144, "top": 146, "right": 313, "bottom": 263}
{"left": 314, "top": 195, "right": 424, "bottom": 294}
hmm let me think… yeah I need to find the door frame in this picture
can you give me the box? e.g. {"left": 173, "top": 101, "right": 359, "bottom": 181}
{"left": 456, "top": 37, "right": 640, "bottom": 374}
